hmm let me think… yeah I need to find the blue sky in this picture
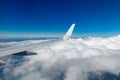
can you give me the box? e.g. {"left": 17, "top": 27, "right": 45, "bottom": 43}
{"left": 0, "top": 0, "right": 120, "bottom": 38}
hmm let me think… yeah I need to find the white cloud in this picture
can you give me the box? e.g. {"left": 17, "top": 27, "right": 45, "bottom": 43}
{"left": 1, "top": 35, "right": 120, "bottom": 80}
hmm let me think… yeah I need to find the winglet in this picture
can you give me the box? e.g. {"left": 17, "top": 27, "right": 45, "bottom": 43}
{"left": 63, "top": 23, "right": 75, "bottom": 40}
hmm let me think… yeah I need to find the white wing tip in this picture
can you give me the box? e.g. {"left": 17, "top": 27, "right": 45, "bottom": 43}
{"left": 63, "top": 23, "right": 76, "bottom": 40}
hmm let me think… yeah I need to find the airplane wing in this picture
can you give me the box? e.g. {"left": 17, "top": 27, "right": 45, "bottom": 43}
{"left": 0, "top": 42, "right": 39, "bottom": 57}
{"left": 0, "top": 23, "right": 75, "bottom": 57}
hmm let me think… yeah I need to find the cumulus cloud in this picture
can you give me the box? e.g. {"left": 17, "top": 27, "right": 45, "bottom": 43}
{"left": 1, "top": 35, "right": 120, "bottom": 80}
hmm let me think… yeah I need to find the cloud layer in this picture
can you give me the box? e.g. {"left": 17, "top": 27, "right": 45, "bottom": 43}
{"left": 1, "top": 35, "right": 120, "bottom": 80}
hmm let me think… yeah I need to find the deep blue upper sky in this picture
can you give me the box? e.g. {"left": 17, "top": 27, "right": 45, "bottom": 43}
{"left": 0, "top": 0, "right": 120, "bottom": 38}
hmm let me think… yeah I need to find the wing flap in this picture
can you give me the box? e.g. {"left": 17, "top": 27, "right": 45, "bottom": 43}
{"left": 13, "top": 51, "right": 37, "bottom": 56}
